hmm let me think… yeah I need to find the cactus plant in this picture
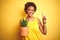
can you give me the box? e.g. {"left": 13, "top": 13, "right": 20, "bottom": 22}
{"left": 20, "top": 18, "right": 28, "bottom": 36}
{"left": 20, "top": 19, "right": 28, "bottom": 27}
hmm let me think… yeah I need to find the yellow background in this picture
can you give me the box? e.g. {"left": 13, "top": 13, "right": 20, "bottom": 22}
{"left": 0, "top": 0, "right": 60, "bottom": 40}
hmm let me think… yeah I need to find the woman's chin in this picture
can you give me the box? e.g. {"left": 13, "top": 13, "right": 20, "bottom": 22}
{"left": 28, "top": 15, "right": 32, "bottom": 17}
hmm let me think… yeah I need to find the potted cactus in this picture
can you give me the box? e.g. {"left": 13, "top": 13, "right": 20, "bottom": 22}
{"left": 20, "top": 18, "right": 28, "bottom": 36}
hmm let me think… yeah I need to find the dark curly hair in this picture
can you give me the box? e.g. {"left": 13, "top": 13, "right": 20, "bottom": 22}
{"left": 24, "top": 2, "right": 37, "bottom": 13}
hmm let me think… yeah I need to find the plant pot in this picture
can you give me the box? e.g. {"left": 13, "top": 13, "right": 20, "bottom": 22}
{"left": 20, "top": 26, "right": 29, "bottom": 36}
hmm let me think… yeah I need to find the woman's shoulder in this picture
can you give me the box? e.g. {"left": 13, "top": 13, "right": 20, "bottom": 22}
{"left": 34, "top": 17, "right": 41, "bottom": 22}
{"left": 34, "top": 17, "right": 40, "bottom": 20}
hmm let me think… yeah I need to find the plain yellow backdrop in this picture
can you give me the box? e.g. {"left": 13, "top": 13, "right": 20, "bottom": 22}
{"left": 0, "top": 0, "right": 60, "bottom": 40}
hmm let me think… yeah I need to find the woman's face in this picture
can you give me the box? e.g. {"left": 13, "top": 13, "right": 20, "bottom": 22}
{"left": 26, "top": 6, "right": 35, "bottom": 17}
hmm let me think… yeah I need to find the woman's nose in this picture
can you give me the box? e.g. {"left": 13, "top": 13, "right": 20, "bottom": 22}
{"left": 29, "top": 11, "right": 33, "bottom": 13}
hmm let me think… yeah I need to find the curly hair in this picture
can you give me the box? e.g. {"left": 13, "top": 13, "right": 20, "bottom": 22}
{"left": 24, "top": 2, "right": 37, "bottom": 13}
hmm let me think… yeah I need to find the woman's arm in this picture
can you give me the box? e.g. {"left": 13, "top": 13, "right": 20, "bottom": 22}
{"left": 37, "top": 18, "right": 47, "bottom": 35}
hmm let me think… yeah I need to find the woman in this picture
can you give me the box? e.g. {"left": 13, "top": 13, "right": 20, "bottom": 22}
{"left": 20, "top": 2, "right": 47, "bottom": 40}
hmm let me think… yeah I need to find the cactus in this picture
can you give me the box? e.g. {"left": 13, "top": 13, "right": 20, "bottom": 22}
{"left": 20, "top": 19, "right": 28, "bottom": 27}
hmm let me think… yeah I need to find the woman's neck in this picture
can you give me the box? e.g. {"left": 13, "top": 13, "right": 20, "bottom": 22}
{"left": 27, "top": 15, "right": 33, "bottom": 18}
{"left": 26, "top": 16, "right": 34, "bottom": 22}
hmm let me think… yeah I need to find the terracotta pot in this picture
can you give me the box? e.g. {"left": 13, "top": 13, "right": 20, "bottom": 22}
{"left": 20, "top": 27, "right": 29, "bottom": 36}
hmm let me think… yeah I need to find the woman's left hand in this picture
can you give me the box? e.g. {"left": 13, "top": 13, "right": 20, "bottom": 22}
{"left": 42, "top": 16, "right": 46, "bottom": 24}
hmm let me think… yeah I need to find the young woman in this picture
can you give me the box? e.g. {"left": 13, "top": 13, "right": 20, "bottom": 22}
{"left": 20, "top": 2, "right": 47, "bottom": 40}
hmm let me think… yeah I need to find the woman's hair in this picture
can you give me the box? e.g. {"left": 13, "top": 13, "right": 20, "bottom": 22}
{"left": 24, "top": 2, "right": 37, "bottom": 13}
